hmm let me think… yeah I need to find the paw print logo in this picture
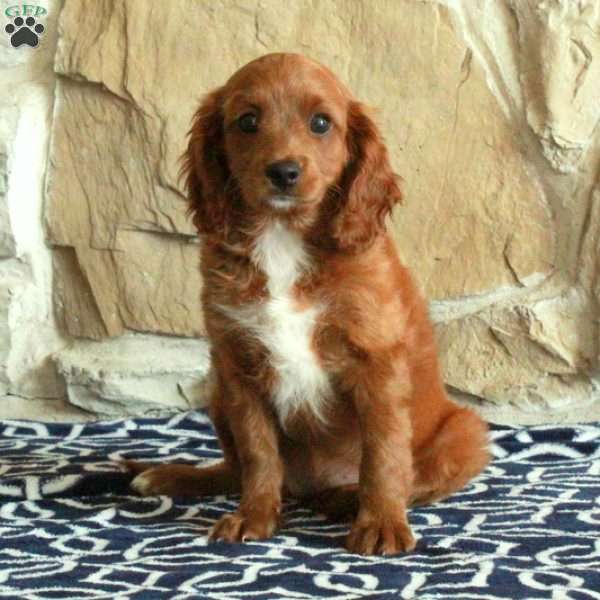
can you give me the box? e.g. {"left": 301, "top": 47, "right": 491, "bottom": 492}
{"left": 5, "top": 16, "right": 45, "bottom": 48}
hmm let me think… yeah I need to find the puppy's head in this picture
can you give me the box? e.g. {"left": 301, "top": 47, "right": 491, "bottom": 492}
{"left": 182, "top": 53, "right": 401, "bottom": 251}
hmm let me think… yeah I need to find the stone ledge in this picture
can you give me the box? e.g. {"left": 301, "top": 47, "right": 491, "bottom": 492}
{"left": 470, "top": 398, "right": 600, "bottom": 426}
{"left": 54, "top": 334, "right": 210, "bottom": 417}
{"left": 454, "top": 386, "right": 600, "bottom": 426}
{"left": 0, "top": 395, "right": 93, "bottom": 422}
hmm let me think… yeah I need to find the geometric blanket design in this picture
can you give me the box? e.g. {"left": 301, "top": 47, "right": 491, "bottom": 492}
{"left": 1, "top": 411, "right": 599, "bottom": 599}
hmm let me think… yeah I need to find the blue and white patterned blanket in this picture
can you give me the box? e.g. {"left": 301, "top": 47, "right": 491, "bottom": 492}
{"left": 0, "top": 411, "right": 599, "bottom": 599}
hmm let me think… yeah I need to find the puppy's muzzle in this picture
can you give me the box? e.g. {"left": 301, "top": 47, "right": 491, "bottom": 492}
{"left": 265, "top": 160, "right": 302, "bottom": 192}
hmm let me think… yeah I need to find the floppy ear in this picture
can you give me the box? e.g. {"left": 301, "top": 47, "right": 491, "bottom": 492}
{"left": 181, "top": 88, "right": 233, "bottom": 237}
{"left": 331, "top": 101, "right": 402, "bottom": 252}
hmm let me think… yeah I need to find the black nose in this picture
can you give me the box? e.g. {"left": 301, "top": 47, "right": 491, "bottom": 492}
{"left": 265, "top": 160, "right": 302, "bottom": 190}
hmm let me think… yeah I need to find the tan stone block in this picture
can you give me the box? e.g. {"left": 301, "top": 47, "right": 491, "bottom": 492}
{"left": 0, "top": 152, "right": 14, "bottom": 259}
{"left": 578, "top": 185, "right": 600, "bottom": 290}
{"left": 52, "top": 234, "right": 203, "bottom": 340}
{"left": 0, "top": 279, "right": 11, "bottom": 394}
{"left": 436, "top": 304, "right": 595, "bottom": 409}
{"left": 46, "top": 81, "right": 191, "bottom": 249}
{"left": 110, "top": 229, "right": 204, "bottom": 336}
{"left": 527, "top": 289, "right": 596, "bottom": 372}
{"left": 52, "top": 246, "right": 114, "bottom": 340}
{"left": 54, "top": 333, "right": 210, "bottom": 416}
{"left": 370, "top": 7, "right": 556, "bottom": 299}
{"left": 510, "top": 0, "right": 600, "bottom": 172}
{"left": 0, "top": 112, "right": 17, "bottom": 259}
{"left": 46, "top": 78, "right": 204, "bottom": 338}
{"left": 438, "top": 309, "right": 555, "bottom": 401}
{"left": 1, "top": 263, "right": 66, "bottom": 400}
{"left": 576, "top": 183, "right": 600, "bottom": 369}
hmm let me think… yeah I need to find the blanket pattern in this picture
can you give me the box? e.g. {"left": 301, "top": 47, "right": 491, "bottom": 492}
{"left": 0, "top": 412, "right": 599, "bottom": 599}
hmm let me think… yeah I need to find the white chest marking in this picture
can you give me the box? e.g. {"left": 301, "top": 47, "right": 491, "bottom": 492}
{"left": 222, "top": 222, "right": 331, "bottom": 425}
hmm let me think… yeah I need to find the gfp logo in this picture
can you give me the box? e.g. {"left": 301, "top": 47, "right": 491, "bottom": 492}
{"left": 4, "top": 4, "right": 46, "bottom": 48}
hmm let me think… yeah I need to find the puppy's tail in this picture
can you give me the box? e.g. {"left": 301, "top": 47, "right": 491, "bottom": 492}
{"left": 121, "top": 460, "right": 240, "bottom": 497}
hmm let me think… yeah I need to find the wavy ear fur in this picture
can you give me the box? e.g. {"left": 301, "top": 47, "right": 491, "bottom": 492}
{"left": 181, "top": 88, "right": 232, "bottom": 237}
{"left": 331, "top": 101, "right": 402, "bottom": 252}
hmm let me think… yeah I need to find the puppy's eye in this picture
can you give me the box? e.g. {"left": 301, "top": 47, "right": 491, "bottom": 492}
{"left": 310, "top": 113, "right": 331, "bottom": 135}
{"left": 238, "top": 113, "right": 258, "bottom": 133}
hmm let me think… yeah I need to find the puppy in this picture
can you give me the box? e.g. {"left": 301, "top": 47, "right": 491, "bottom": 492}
{"left": 128, "top": 53, "right": 489, "bottom": 555}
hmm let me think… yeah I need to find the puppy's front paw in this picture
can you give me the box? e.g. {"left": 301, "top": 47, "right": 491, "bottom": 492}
{"left": 210, "top": 508, "right": 279, "bottom": 542}
{"left": 346, "top": 511, "right": 416, "bottom": 555}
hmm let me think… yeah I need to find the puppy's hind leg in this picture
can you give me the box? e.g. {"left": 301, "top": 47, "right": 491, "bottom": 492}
{"left": 124, "top": 369, "right": 244, "bottom": 499}
{"left": 411, "top": 407, "right": 489, "bottom": 506}
{"left": 125, "top": 460, "right": 240, "bottom": 498}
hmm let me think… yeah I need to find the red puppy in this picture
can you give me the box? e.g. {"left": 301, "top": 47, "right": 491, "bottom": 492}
{"left": 128, "top": 53, "right": 489, "bottom": 555}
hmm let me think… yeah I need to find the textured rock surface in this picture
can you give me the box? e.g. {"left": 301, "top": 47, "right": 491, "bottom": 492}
{"left": 0, "top": 281, "right": 11, "bottom": 395}
{"left": 0, "top": 0, "right": 67, "bottom": 402}
{"left": 510, "top": 0, "right": 600, "bottom": 173}
{"left": 31, "top": 0, "right": 600, "bottom": 417}
{"left": 0, "top": 117, "right": 16, "bottom": 395}
{"left": 54, "top": 334, "right": 211, "bottom": 417}
{"left": 437, "top": 302, "right": 596, "bottom": 410}
{"left": 46, "top": 81, "right": 204, "bottom": 339}
{"left": 0, "top": 395, "right": 92, "bottom": 422}
{"left": 0, "top": 143, "right": 15, "bottom": 258}
{"left": 370, "top": 6, "right": 556, "bottom": 300}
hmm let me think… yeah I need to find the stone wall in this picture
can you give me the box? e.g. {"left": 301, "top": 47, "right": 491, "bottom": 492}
{"left": 3, "top": 0, "right": 600, "bottom": 422}
{"left": 0, "top": 0, "right": 86, "bottom": 419}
